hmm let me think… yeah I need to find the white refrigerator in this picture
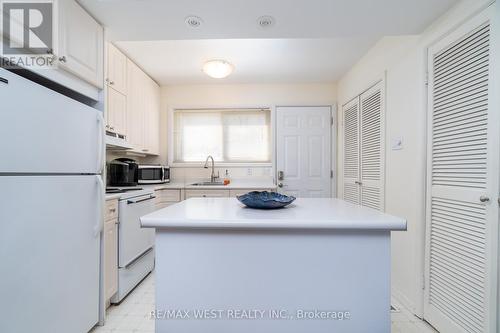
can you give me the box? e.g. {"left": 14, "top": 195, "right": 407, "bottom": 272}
{"left": 0, "top": 68, "right": 105, "bottom": 333}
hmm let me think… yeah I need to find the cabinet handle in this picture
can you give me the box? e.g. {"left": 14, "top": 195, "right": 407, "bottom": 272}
{"left": 0, "top": 77, "right": 8, "bottom": 84}
{"left": 355, "top": 181, "right": 362, "bottom": 185}
{"left": 110, "top": 126, "right": 115, "bottom": 131}
{"left": 58, "top": 56, "right": 67, "bottom": 63}
{"left": 109, "top": 81, "right": 115, "bottom": 85}
{"left": 142, "top": 149, "right": 149, "bottom": 152}
{"left": 109, "top": 208, "right": 116, "bottom": 213}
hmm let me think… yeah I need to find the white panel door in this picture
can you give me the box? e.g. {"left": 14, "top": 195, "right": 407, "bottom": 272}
{"left": 0, "top": 68, "right": 104, "bottom": 174}
{"left": 424, "top": 7, "right": 499, "bottom": 333}
{"left": 0, "top": 175, "right": 102, "bottom": 333}
{"left": 360, "top": 83, "right": 385, "bottom": 210}
{"left": 342, "top": 98, "right": 360, "bottom": 204}
{"left": 276, "top": 106, "right": 332, "bottom": 198}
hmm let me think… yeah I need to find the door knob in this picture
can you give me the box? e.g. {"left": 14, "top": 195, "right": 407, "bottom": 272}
{"left": 58, "top": 56, "right": 67, "bottom": 63}
{"left": 278, "top": 183, "right": 283, "bottom": 188}
{"left": 479, "top": 195, "right": 490, "bottom": 203}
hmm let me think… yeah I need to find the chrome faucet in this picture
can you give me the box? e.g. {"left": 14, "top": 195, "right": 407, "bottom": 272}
{"left": 204, "top": 155, "right": 219, "bottom": 182}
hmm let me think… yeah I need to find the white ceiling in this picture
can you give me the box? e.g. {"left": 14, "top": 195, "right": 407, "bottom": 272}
{"left": 116, "top": 38, "right": 378, "bottom": 85}
{"left": 80, "top": 0, "right": 458, "bottom": 85}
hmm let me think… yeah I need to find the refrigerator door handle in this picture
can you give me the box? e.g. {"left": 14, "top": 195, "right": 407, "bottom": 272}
{"left": 95, "top": 175, "right": 105, "bottom": 237}
{"left": 96, "top": 112, "right": 105, "bottom": 174}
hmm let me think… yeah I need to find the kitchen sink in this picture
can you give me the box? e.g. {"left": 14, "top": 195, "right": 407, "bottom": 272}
{"left": 190, "top": 181, "right": 226, "bottom": 186}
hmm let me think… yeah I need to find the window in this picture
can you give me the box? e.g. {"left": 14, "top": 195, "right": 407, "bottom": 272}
{"left": 173, "top": 108, "right": 271, "bottom": 163}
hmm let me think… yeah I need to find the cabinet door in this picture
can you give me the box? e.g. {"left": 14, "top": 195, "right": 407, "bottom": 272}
{"left": 107, "top": 43, "right": 127, "bottom": 95}
{"left": 156, "top": 189, "right": 181, "bottom": 202}
{"left": 144, "top": 78, "right": 160, "bottom": 155}
{"left": 229, "top": 189, "right": 273, "bottom": 197}
{"left": 185, "top": 190, "right": 230, "bottom": 199}
{"left": 342, "top": 97, "right": 360, "bottom": 205}
{"left": 107, "top": 87, "right": 127, "bottom": 136}
{"left": 424, "top": 9, "right": 499, "bottom": 333}
{"left": 104, "top": 219, "right": 118, "bottom": 301}
{"left": 359, "top": 82, "right": 384, "bottom": 211}
{"left": 58, "top": 0, "right": 103, "bottom": 88}
{"left": 126, "top": 59, "right": 145, "bottom": 151}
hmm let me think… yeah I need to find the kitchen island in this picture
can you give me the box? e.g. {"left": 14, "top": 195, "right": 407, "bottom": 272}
{"left": 141, "top": 198, "right": 406, "bottom": 333}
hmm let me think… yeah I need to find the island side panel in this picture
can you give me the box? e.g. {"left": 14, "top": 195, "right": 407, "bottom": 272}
{"left": 154, "top": 229, "right": 391, "bottom": 333}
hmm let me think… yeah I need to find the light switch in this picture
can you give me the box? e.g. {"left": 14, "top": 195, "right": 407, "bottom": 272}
{"left": 391, "top": 137, "right": 403, "bottom": 150}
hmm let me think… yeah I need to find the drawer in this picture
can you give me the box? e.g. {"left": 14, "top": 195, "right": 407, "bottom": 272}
{"left": 185, "top": 189, "right": 229, "bottom": 199}
{"left": 104, "top": 199, "right": 118, "bottom": 221}
{"left": 155, "top": 189, "right": 181, "bottom": 202}
{"left": 154, "top": 201, "right": 176, "bottom": 210}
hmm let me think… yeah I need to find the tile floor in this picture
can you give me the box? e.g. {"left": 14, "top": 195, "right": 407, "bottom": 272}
{"left": 90, "top": 272, "right": 438, "bottom": 333}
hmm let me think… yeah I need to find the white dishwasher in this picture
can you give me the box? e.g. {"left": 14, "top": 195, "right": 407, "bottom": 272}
{"left": 112, "top": 189, "right": 156, "bottom": 303}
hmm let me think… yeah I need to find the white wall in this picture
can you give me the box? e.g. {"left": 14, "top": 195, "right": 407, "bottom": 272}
{"left": 336, "top": 0, "right": 494, "bottom": 317}
{"left": 158, "top": 83, "right": 337, "bottom": 182}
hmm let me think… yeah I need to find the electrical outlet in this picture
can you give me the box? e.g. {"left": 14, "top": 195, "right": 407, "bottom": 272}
{"left": 247, "top": 168, "right": 253, "bottom": 176}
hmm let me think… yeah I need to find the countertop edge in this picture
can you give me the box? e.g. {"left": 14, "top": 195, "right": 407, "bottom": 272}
{"left": 140, "top": 217, "right": 408, "bottom": 231}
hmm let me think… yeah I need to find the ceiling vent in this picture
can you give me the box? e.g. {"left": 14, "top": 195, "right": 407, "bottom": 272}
{"left": 185, "top": 16, "right": 203, "bottom": 28}
{"left": 257, "top": 15, "right": 275, "bottom": 29}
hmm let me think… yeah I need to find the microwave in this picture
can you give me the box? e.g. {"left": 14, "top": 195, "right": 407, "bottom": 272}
{"left": 137, "top": 165, "right": 170, "bottom": 184}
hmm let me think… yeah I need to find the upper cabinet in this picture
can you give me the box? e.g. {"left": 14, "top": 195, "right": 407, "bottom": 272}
{"left": 106, "top": 46, "right": 160, "bottom": 156}
{"left": 107, "top": 87, "right": 127, "bottom": 137}
{"left": 126, "top": 59, "right": 146, "bottom": 151}
{"left": 58, "top": 0, "right": 104, "bottom": 88}
{"left": 126, "top": 59, "right": 160, "bottom": 155}
{"left": 144, "top": 77, "right": 160, "bottom": 156}
{"left": 106, "top": 44, "right": 127, "bottom": 95}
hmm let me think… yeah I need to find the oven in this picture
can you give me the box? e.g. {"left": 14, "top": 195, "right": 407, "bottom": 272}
{"left": 111, "top": 189, "right": 156, "bottom": 303}
{"left": 137, "top": 165, "right": 169, "bottom": 184}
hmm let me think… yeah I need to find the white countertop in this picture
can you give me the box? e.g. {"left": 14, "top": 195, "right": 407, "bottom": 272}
{"left": 141, "top": 198, "right": 407, "bottom": 231}
{"left": 107, "top": 180, "right": 276, "bottom": 200}
{"left": 105, "top": 193, "right": 122, "bottom": 201}
{"left": 142, "top": 179, "right": 276, "bottom": 191}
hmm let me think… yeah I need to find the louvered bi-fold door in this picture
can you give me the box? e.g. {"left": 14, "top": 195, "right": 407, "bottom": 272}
{"left": 360, "top": 83, "right": 384, "bottom": 210}
{"left": 342, "top": 98, "right": 360, "bottom": 204}
{"left": 424, "top": 7, "right": 499, "bottom": 333}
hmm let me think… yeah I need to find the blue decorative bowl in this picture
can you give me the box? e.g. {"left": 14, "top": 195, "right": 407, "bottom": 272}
{"left": 237, "top": 191, "right": 296, "bottom": 209}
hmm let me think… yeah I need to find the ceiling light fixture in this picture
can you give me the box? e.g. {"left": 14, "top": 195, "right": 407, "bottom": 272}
{"left": 185, "top": 16, "right": 203, "bottom": 28}
{"left": 257, "top": 15, "right": 275, "bottom": 29}
{"left": 202, "top": 60, "right": 234, "bottom": 79}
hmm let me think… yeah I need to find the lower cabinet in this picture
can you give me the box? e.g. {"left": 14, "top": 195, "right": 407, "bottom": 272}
{"left": 104, "top": 199, "right": 118, "bottom": 304}
{"left": 155, "top": 188, "right": 182, "bottom": 209}
{"left": 152, "top": 187, "right": 276, "bottom": 209}
{"left": 229, "top": 189, "right": 274, "bottom": 197}
{"left": 185, "top": 189, "right": 230, "bottom": 199}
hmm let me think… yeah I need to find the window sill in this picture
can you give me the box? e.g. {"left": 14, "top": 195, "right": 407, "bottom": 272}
{"left": 170, "top": 162, "right": 273, "bottom": 168}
